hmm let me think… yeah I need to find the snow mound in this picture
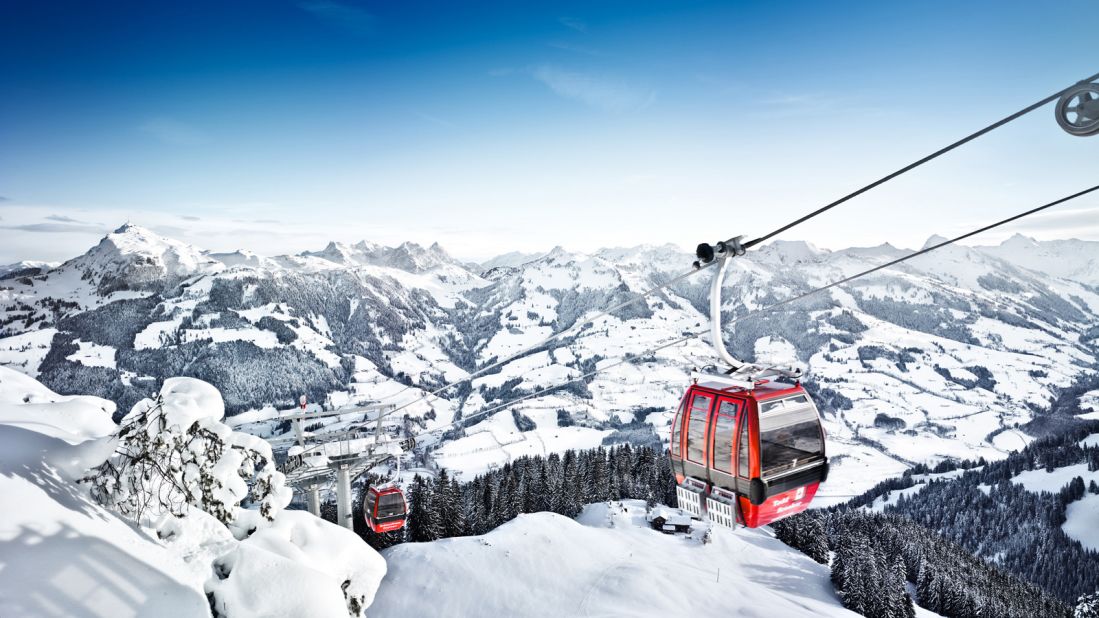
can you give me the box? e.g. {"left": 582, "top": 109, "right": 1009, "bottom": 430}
{"left": 374, "top": 500, "right": 855, "bottom": 617}
{"left": 0, "top": 384, "right": 208, "bottom": 617}
{"left": 0, "top": 366, "right": 116, "bottom": 445}
{"left": 159, "top": 377, "right": 227, "bottom": 429}
{"left": 210, "top": 510, "right": 387, "bottom": 617}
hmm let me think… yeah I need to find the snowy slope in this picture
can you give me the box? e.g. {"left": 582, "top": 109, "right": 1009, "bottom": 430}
{"left": 373, "top": 500, "right": 857, "bottom": 617}
{"left": 0, "top": 368, "right": 388, "bottom": 618}
{"left": 1063, "top": 493, "right": 1099, "bottom": 552}
{"left": 0, "top": 368, "right": 210, "bottom": 617}
{"left": 0, "top": 260, "right": 55, "bottom": 278}
{"left": 1012, "top": 463, "right": 1099, "bottom": 493}
{"left": 1010, "top": 459, "right": 1099, "bottom": 553}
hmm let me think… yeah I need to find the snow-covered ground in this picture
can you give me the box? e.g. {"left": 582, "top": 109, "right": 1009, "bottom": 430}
{"left": 1079, "top": 391, "right": 1099, "bottom": 420}
{"left": 1009, "top": 460, "right": 1099, "bottom": 553}
{"left": 1063, "top": 493, "right": 1099, "bottom": 552}
{"left": 0, "top": 369, "right": 210, "bottom": 617}
{"left": 373, "top": 500, "right": 857, "bottom": 617}
{"left": 0, "top": 368, "right": 387, "bottom": 618}
{"left": 864, "top": 467, "right": 981, "bottom": 513}
{"left": 1012, "top": 463, "right": 1099, "bottom": 494}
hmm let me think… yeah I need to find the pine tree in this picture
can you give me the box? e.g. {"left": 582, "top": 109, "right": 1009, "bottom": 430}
{"left": 561, "top": 449, "right": 582, "bottom": 517}
{"left": 433, "top": 468, "right": 453, "bottom": 537}
{"left": 449, "top": 477, "right": 467, "bottom": 536}
{"left": 406, "top": 475, "right": 434, "bottom": 542}
{"left": 478, "top": 476, "right": 496, "bottom": 534}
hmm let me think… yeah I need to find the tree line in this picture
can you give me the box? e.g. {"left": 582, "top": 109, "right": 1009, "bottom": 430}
{"left": 350, "top": 444, "right": 678, "bottom": 549}
{"left": 774, "top": 509, "right": 1071, "bottom": 618}
{"left": 836, "top": 421, "right": 1099, "bottom": 606}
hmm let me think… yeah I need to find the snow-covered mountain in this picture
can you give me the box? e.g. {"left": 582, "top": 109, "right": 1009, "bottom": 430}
{"left": 478, "top": 250, "right": 545, "bottom": 271}
{"left": 979, "top": 234, "right": 1099, "bottom": 286}
{"left": 0, "top": 260, "right": 56, "bottom": 279}
{"left": 1, "top": 225, "right": 1097, "bottom": 501}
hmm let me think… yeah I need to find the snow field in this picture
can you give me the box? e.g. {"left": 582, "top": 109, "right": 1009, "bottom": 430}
{"left": 1063, "top": 493, "right": 1099, "bottom": 552}
{"left": 1012, "top": 463, "right": 1099, "bottom": 494}
{"left": 0, "top": 328, "right": 58, "bottom": 376}
{"left": 1010, "top": 461, "right": 1099, "bottom": 553}
{"left": 373, "top": 500, "right": 857, "bottom": 617}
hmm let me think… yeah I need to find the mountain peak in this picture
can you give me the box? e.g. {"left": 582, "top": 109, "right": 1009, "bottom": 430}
{"left": 429, "top": 241, "right": 450, "bottom": 258}
{"left": 60, "top": 222, "right": 219, "bottom": 295}
{"left": 353, "top": 240, "right": 381, "bottom": 252}
{"left": 1001, "top": 233, "right": 1039, "bottom": 248}
{"left": 921, "top": 234, "right": 950, "bottom": 250}
{"left": 756, "top": 239, "right": 824, "bottom": 264}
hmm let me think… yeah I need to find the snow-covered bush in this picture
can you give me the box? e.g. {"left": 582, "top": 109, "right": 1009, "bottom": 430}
{"left": 83, "top": 377, "right": 291, "bottom": 526}
{"left": 1078, "top": 592, "right": 1099, "bottom": 618}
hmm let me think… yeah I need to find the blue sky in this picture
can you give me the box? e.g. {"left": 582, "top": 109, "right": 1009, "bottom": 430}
{"left": 1, "top": 0, "right": 1097, "bottom": 262}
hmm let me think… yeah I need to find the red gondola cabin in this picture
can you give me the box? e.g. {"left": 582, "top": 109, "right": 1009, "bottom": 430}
{"left": 669, "top": 379, "right": 828, "bottom": 528}
{"left": 363, "top": 486, "right": 407, "bottom": 534}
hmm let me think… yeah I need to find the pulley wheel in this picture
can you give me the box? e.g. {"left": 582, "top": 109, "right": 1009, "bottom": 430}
{"left": 1055, "top": 82, "right": 1099, "bottom": 137}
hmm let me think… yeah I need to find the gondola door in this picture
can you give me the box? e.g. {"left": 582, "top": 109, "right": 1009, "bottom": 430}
{"left": 669, "top": 393, "right": 687, "bottom": 483}
{"left": 680, "top": 390, "right": 715, "bottom": 483}
{"left": 707, "top": 399, "right": 740, "bottom": 486}
{"left": 734, "top": 401, "right": 755, "bottom": 526}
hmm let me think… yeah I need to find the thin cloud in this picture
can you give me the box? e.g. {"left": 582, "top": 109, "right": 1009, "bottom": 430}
{"left": 414, "top": 111, "right": 456, "bottom": 129}
{"left": 558, "top": 17, "right": 587, "bottom": 33}
{"left": 0, "top": 196, "right": 10, "bottom": 202}
{"left": 45, "top": 214, "right": 93, "bottom": 224}
{"left": 299, "top": 1, "right": 376, "bottom": 36}
{"left": 151, "top": 225, "right": 188, "bottom": 237}
{"left": 178, "top": 215, "right": 201, "bottom": 221}
{"left": 751, "top": 91, "right": 884, "bottom": 119}
{"left": 532, "top": 65, "right": 656, "bottom": 112}
{"left": 997, "top": 206, "right": 1099, "bottom": 235}
{"left": 2, "top": 223, "right": 106, "bottom": 234}
{"left": 139, "top": 117, "right": 210, "bottom": 145}
{"left": 547, "top": 41, "right": 602, "bottom": 57}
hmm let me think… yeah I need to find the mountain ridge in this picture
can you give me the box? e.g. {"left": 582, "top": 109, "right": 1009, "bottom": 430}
{"left": 2, "top": 224, "right": 1097, "bottom": 501}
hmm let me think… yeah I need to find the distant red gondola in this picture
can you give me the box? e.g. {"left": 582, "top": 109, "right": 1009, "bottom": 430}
{"left": 363, "top": 486, "right": 407, "bottom": 534}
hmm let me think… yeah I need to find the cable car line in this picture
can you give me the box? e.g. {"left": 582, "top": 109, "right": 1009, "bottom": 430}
{"left": 739, "top": 71, "right": 1099, "bottom": 251}
{"left": 365, "top": 72, "right": 1099, "bottom": 427}
{"left": 421, "top": 183, "right": 1099, "bottom": 439}
{"left": 310, "top": 78, "right": 1098, "bottom": 528}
